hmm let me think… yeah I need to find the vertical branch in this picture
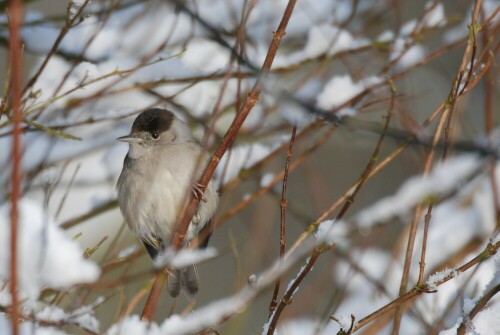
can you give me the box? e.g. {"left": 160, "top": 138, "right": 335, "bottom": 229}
{"left": 8, "top": 0, "right": 24, "bottom": 334}
{"left": 482, "top": 5, "right": 494, "bottom": 135}
{"left": 414, "top": 108, "right": 452, "bottom": 288}
{"left": 266, "top": 251, "right": 321, "bottom": 335}
{"left": 269, "top": 125, "right": 297, "bottom": 316}
{"left": 416, "top": 207, "right": 434, "bottom": 285}
{"left": 140, "top": 271, "right": 167, "bottom": 321}
{"left": 480, "top": 7, "right": 500, "bottom": 230}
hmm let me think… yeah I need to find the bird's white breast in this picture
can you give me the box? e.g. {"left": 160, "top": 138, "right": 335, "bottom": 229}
{"left": 117, "top": 141, "right": 218, "bottom": 245}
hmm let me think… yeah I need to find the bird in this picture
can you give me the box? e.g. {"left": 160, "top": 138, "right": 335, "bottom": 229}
{"left": 116, "top": 108, "right": 219, "bottom": 297}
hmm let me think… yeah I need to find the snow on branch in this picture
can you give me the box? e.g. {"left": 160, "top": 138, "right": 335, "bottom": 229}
{"left": 356, "top": 154, "right": 485, "bottom": 228}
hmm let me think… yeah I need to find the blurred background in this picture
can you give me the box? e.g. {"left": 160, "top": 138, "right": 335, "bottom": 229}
{"left": 0, "top": 0, "right": 499, "bottom": 334}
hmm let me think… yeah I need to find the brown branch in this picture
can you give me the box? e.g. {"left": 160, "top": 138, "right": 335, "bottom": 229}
{"left": 269, "top": 125, "right": 297, "bottom": 316}
{"left": 266, "top": 250, "right": 322, "bottom": 335}
{"left": 140, "top": 0, "right": 298, "bottom": 321}
{"left": 7, "top": 0, "right": 24, "bottom": 334}
{"left": 140, "top": 271, "right": 167, "bottom": 321}
{"left": 415, "top": 108, "right": 452, "bottom": 287}
{"left": 416, "top": 207, "right": 434, "bottom": 285}
{"left": 482, "top": 6, "right": 495, "bottom": 136}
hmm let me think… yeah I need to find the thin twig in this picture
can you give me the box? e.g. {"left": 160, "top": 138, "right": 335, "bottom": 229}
{"left": 266, "top": 250, "right": 322, "bottom": 335}
{"left": 416, "top": 208, "right": 433, "bottom": 285}
{"left": 55, "top": 164, "right": 81, "bottom": 220}
{"left": 414, "top": 108, "right": 451, "bottom": 287}
{"left": 269, "top": 125, "right": 297, "bottom": 316}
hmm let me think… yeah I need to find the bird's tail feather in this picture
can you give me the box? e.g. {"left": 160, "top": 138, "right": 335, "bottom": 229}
{"left": 167, "top": 265, "right": 199, "bottom": 297}
{"left": 167, "top": 269, "right": 181, "bottom": 297}
{"left": 182, "top": 264, "right": 199, "bottom": 295}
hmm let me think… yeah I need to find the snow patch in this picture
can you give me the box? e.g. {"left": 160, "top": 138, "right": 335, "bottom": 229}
{"left": 154, "top": 247, "right": 218, "bottom": 269}
{"left": 356, "top": 154, "right": 482, "bottom": 227}
{"left": 426, "top": 268, "right": 458, "bottom": 290}
{"left": 0, "top": 198, "right": 100, "bottom": 304}
{"left": 316, "top": 75, "right": 383, "bottom": 113}
{"left": 423, "top": 2, "right": 446, "bottom": 28}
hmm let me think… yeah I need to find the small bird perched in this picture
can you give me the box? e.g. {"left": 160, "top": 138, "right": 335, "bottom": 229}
{"left": 116, "top": 108, "right": 219, "bottom": 297}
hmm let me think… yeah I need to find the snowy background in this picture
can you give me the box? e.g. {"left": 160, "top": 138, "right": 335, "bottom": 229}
{"left": 0, "top": 0, "right": 499, "bottom": 334}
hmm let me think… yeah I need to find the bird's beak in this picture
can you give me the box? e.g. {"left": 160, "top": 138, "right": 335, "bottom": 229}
{"left": 116, "top": 134, "right": 144, "bottom": 144}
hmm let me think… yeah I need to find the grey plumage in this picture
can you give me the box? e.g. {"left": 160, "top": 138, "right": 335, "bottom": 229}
{"left": 116, "top": 108, "right": 218, "bottom": 296}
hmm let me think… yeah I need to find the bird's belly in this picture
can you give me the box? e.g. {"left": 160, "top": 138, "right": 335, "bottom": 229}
{"left": 118, "top": 165, "right": 202, "bottom": 243}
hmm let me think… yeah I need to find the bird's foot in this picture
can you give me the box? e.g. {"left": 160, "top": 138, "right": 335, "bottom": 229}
{"left": 192, "top": 183, "right": 207, "bottom": 202}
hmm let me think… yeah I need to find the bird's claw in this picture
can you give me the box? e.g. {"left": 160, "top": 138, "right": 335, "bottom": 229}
{"left": 192, "top": 183, "right": 207, "bottom": 202}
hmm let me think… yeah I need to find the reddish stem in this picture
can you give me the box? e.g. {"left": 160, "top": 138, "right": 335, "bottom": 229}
{"left": 269, "top": 125, "right": 297, "bottom": 316}
{"left": 8, "top": 0, "right": 24, "bottom": 334}
{"left": 141, "top": 271, "right": 167, "bottom": 321}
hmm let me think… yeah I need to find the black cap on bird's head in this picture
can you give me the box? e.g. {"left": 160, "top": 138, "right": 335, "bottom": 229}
{"left": 131, "top": 108, "right": 174, "bottom": 135}
{"left": 116, "top": 108, "right": 175, "bottom": 144}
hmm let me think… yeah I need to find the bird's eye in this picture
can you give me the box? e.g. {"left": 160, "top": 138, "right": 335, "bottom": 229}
{"left": 151, "top": 132, "right": 160, "bottom": 140}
